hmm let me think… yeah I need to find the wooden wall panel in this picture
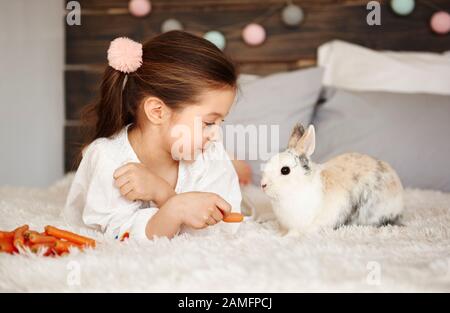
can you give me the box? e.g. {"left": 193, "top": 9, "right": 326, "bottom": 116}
{"left": 65, "top": 69, "right": 103, "bottom": 120}
{"left": 65, "top": 123, "right": 86, "bottom": 172}
{"left": 66, "top": 1, "right": 450, "bottom": 65}
{"left": 64, "top": 0, "right": 450, "bottom": 171}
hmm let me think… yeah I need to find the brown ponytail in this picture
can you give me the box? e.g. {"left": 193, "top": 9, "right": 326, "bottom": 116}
{"left": 82, "top": 30, "right": 238, "bottom": 148}
{"left": 82, "top": 67, "right": 131, "bottom": 141}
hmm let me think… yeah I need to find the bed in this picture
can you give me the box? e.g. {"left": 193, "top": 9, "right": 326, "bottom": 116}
{"left": 2, "top": 0, "right": 450, "bottom": 292}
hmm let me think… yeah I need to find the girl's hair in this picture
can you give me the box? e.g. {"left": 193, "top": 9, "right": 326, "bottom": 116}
{"left": 81, "top": 30, "right": 238, "bottom": 146}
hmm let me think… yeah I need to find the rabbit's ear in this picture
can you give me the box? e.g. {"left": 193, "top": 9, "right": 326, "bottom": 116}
{"left": 295, "top": 125, "right": 315, "bottom": 157}
{"left": 288, "top": 123, "right": 305, "bottom": 149}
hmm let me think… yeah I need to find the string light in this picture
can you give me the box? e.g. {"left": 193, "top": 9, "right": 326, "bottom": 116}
{"left": 203, "top": 31, "right": 227, "bottom": 50}
{"left": 419, "top": 0, "right": 450, "bottom": 35}
{"left": 128, "top": 0, "right": 151, "bottom": 18}
{"left": 281, "top": 1, "right": 304, "bottom": 27}
{"left": 242, "top": 23, "right": 266, "bottom": 46}
{"left": 161, "top": 18, "right": 184, "bottom": 33}
{"left": 430, "top": 11, "right": 450, "bottom": 34}
{"left": 390, "top": 0, "right": 415, "bottom": 16}
{"left": 126, "top": 0, "right": 448, "bottom": 47}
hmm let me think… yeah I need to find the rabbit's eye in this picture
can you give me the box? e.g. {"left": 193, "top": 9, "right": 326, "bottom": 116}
{"left": 281, "top": 166, "right": 290, "bottom": 175}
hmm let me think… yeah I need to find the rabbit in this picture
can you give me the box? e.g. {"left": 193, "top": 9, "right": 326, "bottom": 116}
{"left": 260, "top": 123, "right": 404, "bottom": 236}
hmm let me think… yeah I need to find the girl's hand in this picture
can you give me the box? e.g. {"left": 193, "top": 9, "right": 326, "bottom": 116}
{"left": 231, "top": 159, "right": 252, "bottom": 185}
{"left": 161, "top": 192, "right": 232, "bottom": 229}
{"left": 113, "top": 163, "right": 175, "bottom": 205}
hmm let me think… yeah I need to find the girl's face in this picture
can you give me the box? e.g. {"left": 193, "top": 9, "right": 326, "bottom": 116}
{"left": 167, "top": 87, "right": 236, "bottom": 161}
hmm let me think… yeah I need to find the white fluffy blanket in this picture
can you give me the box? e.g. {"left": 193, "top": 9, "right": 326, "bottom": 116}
{"left": 1, "top": 175, "right": 450, "bottom": 292}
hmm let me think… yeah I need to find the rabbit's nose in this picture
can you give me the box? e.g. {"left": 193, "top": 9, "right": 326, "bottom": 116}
{"left": 261, "top": 183, "right": 267, "bottom": 189}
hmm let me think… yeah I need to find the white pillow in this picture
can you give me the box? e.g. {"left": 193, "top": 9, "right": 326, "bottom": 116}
{"left": 318, "top": 40, "right": 450, "bottom": 95}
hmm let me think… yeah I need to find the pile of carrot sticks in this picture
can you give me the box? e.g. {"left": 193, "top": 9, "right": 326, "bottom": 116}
{"left": 0, "top": 225, "right": 96, "bottom": 257}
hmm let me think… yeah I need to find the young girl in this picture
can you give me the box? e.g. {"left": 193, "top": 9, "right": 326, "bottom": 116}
{"left": 63, "top": 31, "right": 243, "bottom": 240}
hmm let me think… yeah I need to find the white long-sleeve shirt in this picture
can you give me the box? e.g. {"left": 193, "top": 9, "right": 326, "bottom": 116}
{"left": 63, "top": 124, "right": 242, "bottom": 240}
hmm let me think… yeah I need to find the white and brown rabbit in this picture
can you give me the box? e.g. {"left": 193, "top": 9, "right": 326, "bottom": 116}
{"left": 261, "top": 123, "right": 404, "bottom": 236}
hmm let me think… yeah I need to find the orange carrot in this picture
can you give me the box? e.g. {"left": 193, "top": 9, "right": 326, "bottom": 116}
{"left": 54, "top": 240, "right": 81, "bottom": 255}
{"left": 120, "top": 232, "right": 130, "bottom": 242}
{"left": 29, "top": 233, "right": 57, "bottom": 245}
{"left": 45, "top": 226, "right": 96, "bottom": 248}
{"left": 223, "top": 212, "right": 244, "bottom": 223}
{"left": 0, "top": 231, "right": 14, "bottom": 240}
{"left": 13, "top": 225, "right": 29, "bottom": 249}
{"left": 23, "top": 230, "right": 39, "bottom": 241}
{"left": 0, "top": 238, "right": 17, "bottom": 254}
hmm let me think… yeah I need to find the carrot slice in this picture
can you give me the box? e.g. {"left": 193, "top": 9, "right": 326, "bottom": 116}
{"left": 54, "top": 240, "right": 82, "bottom": 255}
{"left": 13, "top": 225, "right": 29, "bottom": 249}
{"left": 120, "top": 232, "right": 130, "bottom": 242}
{"left": 45, "top": 226, "right": 96, "bottom": 248}
{"left": 223, "top": 212, "right": 244, "bottom": 223}
{"left": 0, "top": 238, "right": 17, "bottom": 254}
{"left": 29, "top": 233, "right": 57, "bottom": 245}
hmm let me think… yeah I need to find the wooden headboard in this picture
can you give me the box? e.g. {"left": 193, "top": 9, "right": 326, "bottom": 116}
{"left": 65, "top": 0, "right": 450, "bottom": 171}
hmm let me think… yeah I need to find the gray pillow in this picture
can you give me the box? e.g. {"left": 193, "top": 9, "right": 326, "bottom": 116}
{"left": 223, "top": 67, "right": 324, "bottom": 184}
{"left": 312, "top": 89, "right": 450, "bottom": 191}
